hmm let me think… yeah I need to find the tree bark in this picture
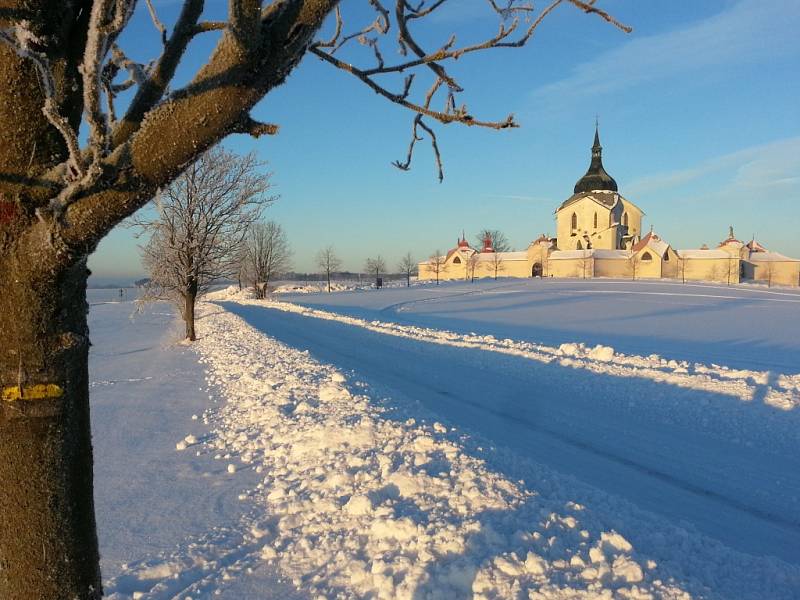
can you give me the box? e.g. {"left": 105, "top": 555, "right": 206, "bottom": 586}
{"left": 184, "top": 284, "right": 197, "bottom": 341}
{"left": 0, "top": 258, "right": 101, "bottom": 599}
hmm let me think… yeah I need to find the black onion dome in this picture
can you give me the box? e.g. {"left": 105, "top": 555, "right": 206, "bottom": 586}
{"left": 573, "top": 126, "right": 618, "bottom": 194}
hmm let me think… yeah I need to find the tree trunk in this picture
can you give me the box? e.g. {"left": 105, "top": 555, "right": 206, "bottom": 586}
{"left": 184, "top": 285, "right": 197, "bottom": 341}
{"left": 0, "top": 259, "right": 101, "bottom": 599}
{"left": 327, "top": 272, "right": 331, "bottom": 293}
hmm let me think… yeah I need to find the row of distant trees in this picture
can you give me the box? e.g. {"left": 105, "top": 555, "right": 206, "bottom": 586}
{"left": 137, "top": 148, "right": 425, "bottom": 337}
{"left": 315, "top": 249, "right": 418, "bottom": 292}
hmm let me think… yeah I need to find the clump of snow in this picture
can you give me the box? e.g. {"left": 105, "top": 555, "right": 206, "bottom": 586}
{"left": 588, "top": 344, "right": 615, "bottom": 361}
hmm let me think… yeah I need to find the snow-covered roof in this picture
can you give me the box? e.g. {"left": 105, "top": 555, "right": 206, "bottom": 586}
{"left": 746, "top": 239, "right": 768, "bottom": 252}
{"left": 593, "top": 249, "right": 631, "bottom": 260}
{"left": 549, "top": 249, "right": 631, "bottom": 261}
{"left": 556, "top": 190, "right": 620, "bottom": 213}
{"left": 748, "top": 251, "right": 800, "bottom": 263}
{"left": 676, "top": 249, "right": 731, "bottom": 259}
{"left": 633, "top": 232, "right": 670, "bottom": 256}
{"left": 549, "top": 250, "right": 596, "bottom": 260}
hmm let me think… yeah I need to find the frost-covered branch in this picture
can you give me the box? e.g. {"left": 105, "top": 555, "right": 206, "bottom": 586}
{"left": 311, "top": 0, "right": 630, "bottom": 178}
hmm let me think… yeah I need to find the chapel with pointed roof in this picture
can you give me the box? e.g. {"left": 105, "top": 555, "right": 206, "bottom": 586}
{"left": 555, "top": 125, "right": 643, "bottom": 252}
{"left": 418, "top": 125, "right": 800, "bottom": 287}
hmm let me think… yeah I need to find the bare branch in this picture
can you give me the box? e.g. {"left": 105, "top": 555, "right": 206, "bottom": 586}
{"left": 231, "top": 115, "right": 281, "bottom": 137}
{"left": 393, "top": 114, "right": 444, "bottom": 182}
{"left": 145, "top": 0, "right": 169, "bottom": 45}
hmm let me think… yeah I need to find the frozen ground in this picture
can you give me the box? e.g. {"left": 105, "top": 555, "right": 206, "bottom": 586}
{"left": 88, "top": 280, "right": 800, "bottom": 598}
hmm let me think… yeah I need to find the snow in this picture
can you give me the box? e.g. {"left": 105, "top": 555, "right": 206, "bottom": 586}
{"left": 593, "top": 249, "right": 631, "bottom": 259}
{"left": 676, "top": 249, "right": 731, "bottom": 259}
{"left": 88, "top": 293, "right": 304, "bottom": 599}
{"left": 641, "top": 236, "right": 669, "bottom": 256}
{"left": 748, "top": 251, "right": 800, "bottom": 263}
{"left": 549, "top": 249, "right": 601, "bottom": 260}
{"left": 88, "top": 280, "right": 800, "bottom": 598}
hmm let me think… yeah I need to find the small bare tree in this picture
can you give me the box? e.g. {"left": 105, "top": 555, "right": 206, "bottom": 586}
{"left": 578, "top": 249, "right": 592, "bottom": 279}
{"left": 136, "top": 149, "right": 271, "bottom": 340}
{"left": 398, "top": 252, "right": 417, "bottom": 287}
{"left": 365, "top": 255, "right": 387, "bottom": 288}
{"left": 678, "top": 256, "right": 688, "bottom": 283}
{"left": 765, "top": 261, "right": 776, "bottom": 288}
{"left": 317, "top": 246, "right": 343, "bottom": 293}
{"left": 242, "top": 221, "right": 292, "bottom": 298}
{"left": 475, "top": 229, "right": 511, "bottom": 253}
{"left": 628, "top": 253, "right": 640, "bottom": 280}
{"left": 467, "top": 252, "right": 481, "bottom": 282}
{"left": 488, "top": 252, "right": 505, "bottom": 280}
{"left": 427, "top": 251, "right": 448, "bottom": 285}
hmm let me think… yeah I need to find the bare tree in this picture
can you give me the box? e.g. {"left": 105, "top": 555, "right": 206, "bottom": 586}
{"left": 488, "top": 252, "right": 505, "bottom": 280}
{"left": 427, "top": 251, "right": 448, "bottom": 285}
{"left": 364, "top": 255, "right": 387, "bottom": 288}
{"left": 475, "top": 229, "right": 511, "bottom": 253}
{"left": 467, "top": 252, "right": 481, "bottom": 283}
{"left": 578, "top": 249, "right": 592, "bottom": 279}
{"left": 0, "top": 1, "right": 628, "bottom": 595}
{"left": 398, "top": 252, "right": 417, "bottom": 287}
{"left": 765, "top": 261, "right": 776, "bottom": 288}
{"left": 678, "top": 256, "right": 688, "bottom": 284}
{"left": 317, "top": 246, "right": 343, "bottom": 292}
{"left": 242, "top": 221, "right": 292, "bottom": 298}
{"left": 628, "top": 253, "right": 640, "bottom": 280}
{"left": 136, "top": 148, "right": 271, "bottom": 340}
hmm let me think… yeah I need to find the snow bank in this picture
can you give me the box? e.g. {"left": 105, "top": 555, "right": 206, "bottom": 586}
{"left": 225, "top": 298, "right": 800, "bottom": 415}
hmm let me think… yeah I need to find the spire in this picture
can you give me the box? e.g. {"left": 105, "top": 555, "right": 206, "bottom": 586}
{"left": 593, "top": 117, "right": 601, "bottom": 156}
{"left": 573, "top": 121, "right": 618, "bottom": 194}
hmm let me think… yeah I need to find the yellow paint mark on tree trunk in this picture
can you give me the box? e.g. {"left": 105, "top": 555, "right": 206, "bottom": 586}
{"left": 2, "top": 384, "right": 64, "bottom": 401}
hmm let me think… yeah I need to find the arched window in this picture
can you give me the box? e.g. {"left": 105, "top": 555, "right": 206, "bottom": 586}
{"left": 571, "top": 212, "right": 578, "bottom": 231}
{"left": 622, "top": 212, "right": 629, "bottom": 228}
{"left": 641, "top": 251, "right": 652, "bottom": 261}
{"left": 453, "top": 256, "right": 461, "bottom": 264}
{"left": 593, "top": 212, "right": 598, "bottom": 229}
{"left": 663, "top": 251, "right": 670, "bottom": 262}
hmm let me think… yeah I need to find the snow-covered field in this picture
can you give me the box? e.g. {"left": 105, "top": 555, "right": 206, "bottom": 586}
{"left": 89, "top": 280, "right": 800, "bottom": 599}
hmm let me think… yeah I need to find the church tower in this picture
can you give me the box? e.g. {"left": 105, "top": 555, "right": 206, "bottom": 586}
{"left": 573, "top": 124, "right": 618, "bottom": 194}
{"left": 554, "top": 124, "right": 643, "bottom": 251}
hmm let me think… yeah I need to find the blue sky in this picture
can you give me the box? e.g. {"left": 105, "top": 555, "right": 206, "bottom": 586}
{"left": 90, "top": 0, "right": 800, "bottom": 279}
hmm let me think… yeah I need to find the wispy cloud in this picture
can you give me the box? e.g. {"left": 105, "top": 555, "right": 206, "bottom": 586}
{"left": 626, "top": 136, "right": 800, "bottom": 196}
{"left": 531, "top": 0, "right": 799, "bottom": 106}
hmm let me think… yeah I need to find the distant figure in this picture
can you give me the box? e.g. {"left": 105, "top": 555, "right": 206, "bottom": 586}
{"left": 119, "top": 288, "right": 124, "bottom": 300}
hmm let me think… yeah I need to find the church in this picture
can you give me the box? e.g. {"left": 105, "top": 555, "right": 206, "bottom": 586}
{"left": 418, "top": 127, "right": 800, "bottom": 287}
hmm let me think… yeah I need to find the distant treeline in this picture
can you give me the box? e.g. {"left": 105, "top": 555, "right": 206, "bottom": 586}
{"left": 282, "top": 272, "right": 407, "bottom": 282}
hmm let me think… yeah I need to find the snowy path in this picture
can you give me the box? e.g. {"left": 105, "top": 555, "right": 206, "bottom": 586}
{"left": 215, "top": 299, "right": 800, "bottom": 567}
{"left": 191, "top": 298, "right": 800, "bottom": 599}
{"left": 89, "top": 298, "right": 304, "bottom": 599}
